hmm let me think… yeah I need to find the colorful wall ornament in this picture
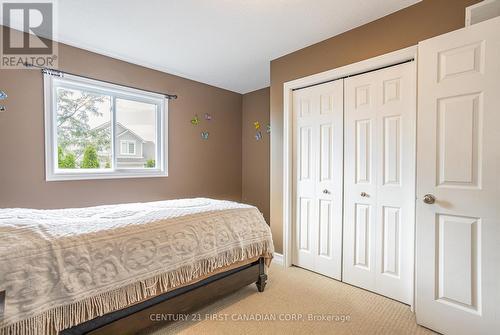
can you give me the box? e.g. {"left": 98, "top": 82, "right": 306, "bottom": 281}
{"left": 190, "top": 115, "right": 200, "bottom": 125}
{"left": 191, "top": 113, "right": 212, "bottom": 140}
{"left": 252, "top": 120, "right": 270, "bottom": 141}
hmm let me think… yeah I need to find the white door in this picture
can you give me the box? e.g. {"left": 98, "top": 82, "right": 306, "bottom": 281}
{"left": 292, "top": 80, "right": 344, "bottom": 279}
{"left": 416, "top": 16, "right": 500, "bottom": 335}
{"left": 343, "top": 62, "right": 416, "bottom": 304}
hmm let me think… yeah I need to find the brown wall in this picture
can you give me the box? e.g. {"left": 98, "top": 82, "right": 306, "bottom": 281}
{"left": 0, "top": 26, "right": 243, "bottom": 208}
{"left": 242, "top": 87, "right": 270, "bottom": 223}
{"left": 269, "top": 0, "right": 480, "bottom": 253}
{"left": 0, "top": 0, "right": 481, "bottom": 249}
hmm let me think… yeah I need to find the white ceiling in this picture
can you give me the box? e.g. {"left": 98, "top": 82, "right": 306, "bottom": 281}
{"left": 2, "top": 0, "right": 420, "bottom": 93}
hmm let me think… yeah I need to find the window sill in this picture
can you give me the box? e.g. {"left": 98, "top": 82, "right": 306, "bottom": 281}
{"left": 46, "top": 169, "right": 168, "bottom": 181}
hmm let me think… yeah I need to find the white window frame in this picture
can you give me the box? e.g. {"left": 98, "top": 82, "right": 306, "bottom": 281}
{"left": 120, "top": 140, "right": 137, "bottom": 156}
{"left": 44, "top": 73, "right": 168, "bottom": 181}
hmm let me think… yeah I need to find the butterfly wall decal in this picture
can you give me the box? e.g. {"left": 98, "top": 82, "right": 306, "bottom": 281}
{"left": 191, "top": 115, "right": 200, "bottom": 126}
{"left": 255, "top": 131, "right": 262, "bottom": 141}
{"left": 254, "top": 121, "right": 260, "bottom": 130}
{"left": 0, "top": 90, "right": 7, "bottom": 100}
{"left": 201, "top": 131, "right": 209, "bottom": 140}
{"left": 204, "top": 113, "right": 212, "bottom": 121}
{"left": 266, "top": 124, "right": 271, "bottom": 134}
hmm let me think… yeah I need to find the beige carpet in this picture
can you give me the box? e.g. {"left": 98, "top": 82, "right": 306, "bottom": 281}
{"left": 142, "top": 265, "right": 435, "bottom": 335}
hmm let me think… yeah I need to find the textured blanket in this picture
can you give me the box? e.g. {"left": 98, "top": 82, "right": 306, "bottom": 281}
{"left": 0, "top": 198, "right": 274, "bottom": 335}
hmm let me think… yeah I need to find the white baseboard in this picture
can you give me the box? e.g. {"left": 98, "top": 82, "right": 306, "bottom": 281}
{"left": 273, "top": 252, "right": 283, "bottom": 266}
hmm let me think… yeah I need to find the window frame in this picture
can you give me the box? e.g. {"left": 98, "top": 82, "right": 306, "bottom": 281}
{"left": 44, "top": 73, "right": 168, "bottom": 181}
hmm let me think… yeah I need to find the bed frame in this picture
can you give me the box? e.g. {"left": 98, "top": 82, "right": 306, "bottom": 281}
{"left": 61, "top": 258, "right": 268, "bottom": 335}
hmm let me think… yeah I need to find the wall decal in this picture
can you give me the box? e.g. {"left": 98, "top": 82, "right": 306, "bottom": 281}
{"left": 254, "top": 121, "right": 260, "bottom": 130}
{"left": 201, "top": 131, "right": 209, "bottom": 140}
{"left": 255, "top": 131, "right": 262, "bottom": 141}
{"left": 191, "top": 115, "right": 200, "bottom": 126}
{"left": 266, "top": 124, "right": 271, "bottom": 134}
{"left": 204, "top": 113, "right": 212, "bottom": 121}
{"left": 0, "top": 90, "right": 6, "bottom": 112}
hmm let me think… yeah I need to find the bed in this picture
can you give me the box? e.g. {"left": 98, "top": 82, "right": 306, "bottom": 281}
{"left": 0, "top": 198, "right": 274, "bottom": 335}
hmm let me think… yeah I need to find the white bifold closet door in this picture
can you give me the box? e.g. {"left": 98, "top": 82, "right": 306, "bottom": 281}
{"left": 416, "top": 16, "right": 500, "bottom": 335}
{"left": 292, "top": 80, "right": 344, "bottom": 280}
{"left": 343, "top": 62, "right": 415, "bottom": 304}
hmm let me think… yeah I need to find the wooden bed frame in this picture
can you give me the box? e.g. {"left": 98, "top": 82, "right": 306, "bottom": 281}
{"left": 61, "top": 258, "right": 268, "bottom": 335}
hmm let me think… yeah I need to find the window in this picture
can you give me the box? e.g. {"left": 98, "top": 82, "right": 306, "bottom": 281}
{"left": 120, "top": 140, "right": 136, "bottom": 155}
{"left": 44, "top": 73, "right": 167, "bottom": 181}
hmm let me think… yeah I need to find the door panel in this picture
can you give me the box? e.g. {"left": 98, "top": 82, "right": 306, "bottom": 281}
{"left": 298, "top": 197, "right": 312, "bottom": 251}
{"left": 437, "top": 93, "right": 481, "bottom": 188}
{"left": 354, "top": 203, "right": 371, "bottom": 269}
{"left": 344, "top": 61, "right": 415, "bottom": 304}
{"left": 355, "top": 119, "right": 372, "bottom": 184}
{"left": 416, "top": 16, "right": 500, "bottom": 335}
{"left": 320, "top": 124, "right": 333, "bottom": 182}
{"left": 299, "top": 127, "right": 312, "bottom": 181}
{"left": 292, "top": 80, "right": 344, "bottom": 280}
{"left": 383, "top": 116, "right": 401, "bottom": 186}
{"left": 436, "top": 214, "right": 479, "bottom": 311}
{"left": 382, "top": 206, "right": 400, "bottom": 276}
{"left": 318, "top": 199, "right": 332, "bottom": 257}
{"left": 344, "top": 72, "right": 378, "bottom": 292}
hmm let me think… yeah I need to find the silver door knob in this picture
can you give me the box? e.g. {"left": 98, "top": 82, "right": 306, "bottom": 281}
{"left": 423, "top": 194, "right": 436, "bottom": 204}
{"left": 360, "top": 192, "right": 368, "bottom": 197}
{"left": 323, "top": 189, "right": 330, "bottom": 194}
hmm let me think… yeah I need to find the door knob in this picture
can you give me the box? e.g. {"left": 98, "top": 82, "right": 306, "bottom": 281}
{"left": 360, "top": 192, "right": 368, "bottom": 197}
{"left": 323, "top": 189, "right": 330, "bottom": 194}
{"left": 423, "top": 194, "right": 436, "bottom": 204}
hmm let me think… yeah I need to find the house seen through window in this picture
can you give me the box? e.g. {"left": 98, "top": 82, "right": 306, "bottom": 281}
{"left": 45, "top": 73, "right": 167, "bottom": 180}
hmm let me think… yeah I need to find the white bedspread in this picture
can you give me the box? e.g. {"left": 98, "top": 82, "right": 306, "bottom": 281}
{"left": 0, "top": 198, "right": 274, "bottom": 335}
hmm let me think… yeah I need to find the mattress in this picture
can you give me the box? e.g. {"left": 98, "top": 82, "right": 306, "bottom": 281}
{"left": 0, "top": 198, "right": 274, "bottom": 335}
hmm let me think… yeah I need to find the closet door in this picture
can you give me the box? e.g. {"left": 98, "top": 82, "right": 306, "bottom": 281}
{"left": 343, "top": 62, "right": 415, "bottom": 304}
{"left": 292, "top": 80, "right": 343, "bottom": 280}
{"left": 416, "top": 16, "right": 500, "bottom": 335}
